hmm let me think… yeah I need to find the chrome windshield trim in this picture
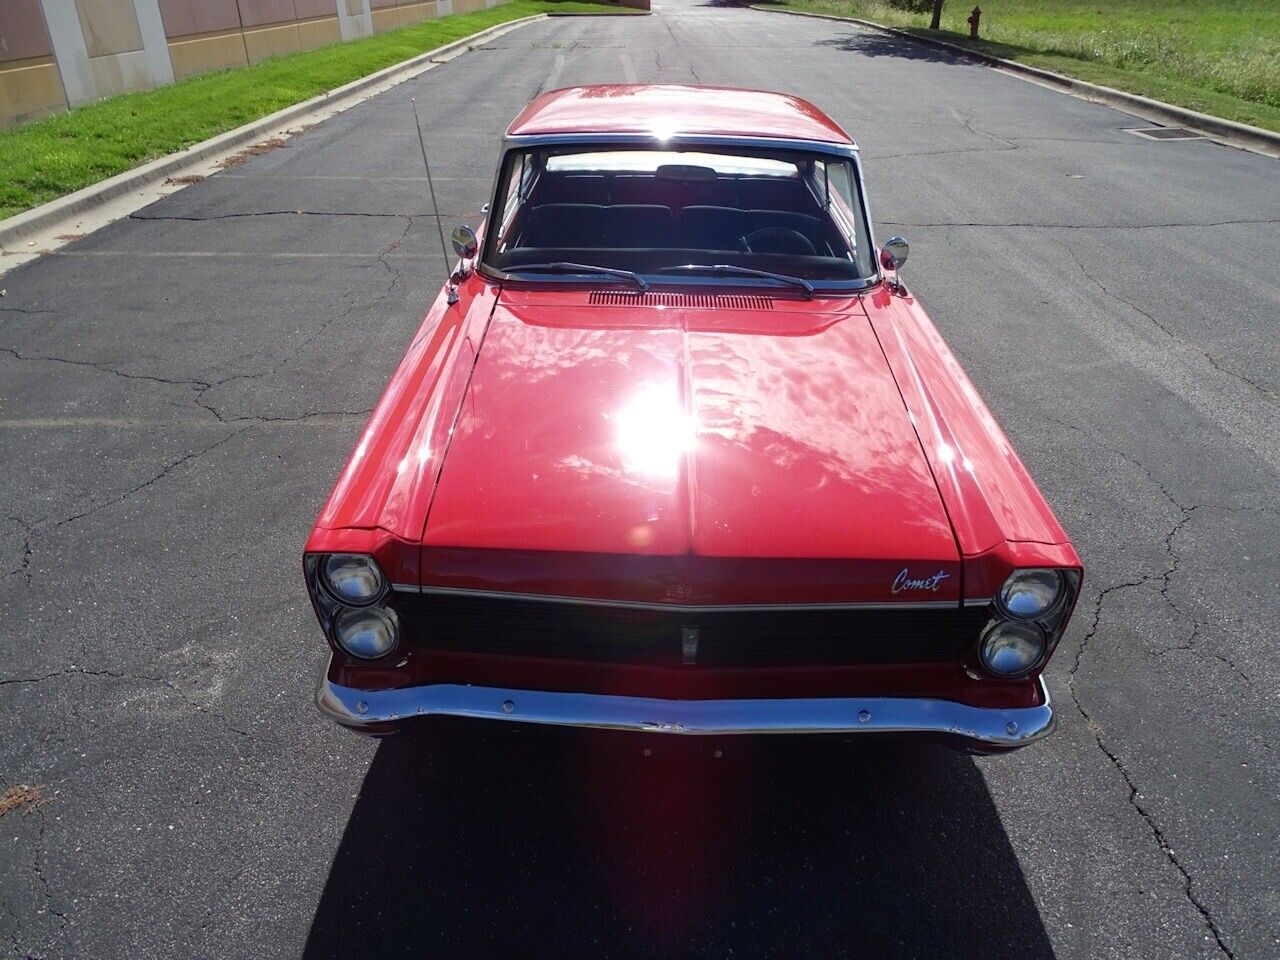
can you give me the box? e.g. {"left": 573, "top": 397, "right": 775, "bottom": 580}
{"left": 475, "top": 264, "right": 875, "bottom": 294}
{"left": 315, "top": 657, "right": 1054, "bottom": 749}
{"left": 502, "top": 133, "right": 859, "bottom": 158}
{"left": 481, "top": 135, "right": 875, "bottom": 290}
{"left": 391, "top": 584, "right": 963, "bottom": 612}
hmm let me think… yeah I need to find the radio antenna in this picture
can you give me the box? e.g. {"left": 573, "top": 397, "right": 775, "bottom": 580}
{"left": 411, "top": 97, "right": 459, "bottom": 305}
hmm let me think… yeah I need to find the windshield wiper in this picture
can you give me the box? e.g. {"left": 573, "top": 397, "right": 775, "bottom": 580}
{"left": 659, "top": 264, "right": 814, "bottom": 299}
{"left": 508, "top": 262, "right": 648, "bottom": 291}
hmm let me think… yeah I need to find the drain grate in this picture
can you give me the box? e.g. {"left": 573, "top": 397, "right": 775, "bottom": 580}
{"left": 1127, "top": 126, "right": 1205, "bottom": 141}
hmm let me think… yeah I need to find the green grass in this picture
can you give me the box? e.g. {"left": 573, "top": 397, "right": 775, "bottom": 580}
{"left": 762, "top": 0, "right": 1280, "bottom": 133}
{"left": 0, "top": 0, "right": 636, "bottom": 222}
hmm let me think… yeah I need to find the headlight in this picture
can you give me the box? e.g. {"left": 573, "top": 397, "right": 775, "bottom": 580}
{"left": 320, "top": 554, "right": 386, "bottom": 606}
{"left": 979, "top": 621, "right": 1046, "bottom": 677}
{"left": 333, "top": 606, "right": 399, "bottom": 659}
{"left": 997, "top": 569, "right": 1063, "bottom": 620}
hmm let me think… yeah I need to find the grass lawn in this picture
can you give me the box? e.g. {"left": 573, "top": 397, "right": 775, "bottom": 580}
{"left": 0, "top": 0, "right": 636, "bottom": 223}
{"left": 761, "top": 0, "right": 1280, "bottom": 133}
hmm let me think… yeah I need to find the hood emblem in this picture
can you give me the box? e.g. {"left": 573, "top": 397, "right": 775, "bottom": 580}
{"left": 682, "top": 626, "right": 699, "bottom": 665}
{"left": 664, "top": 576, "right": 693, "bottom": 602}
{"left": 892, "top": 568, "right": 950, "bottom": 594}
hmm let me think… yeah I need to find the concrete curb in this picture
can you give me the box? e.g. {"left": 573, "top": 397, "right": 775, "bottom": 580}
{"left": 757, "top": 7, "right": 1280, "bottom": 159}
{"left": 0, "top": 13, "right": 551, "bottom": 249}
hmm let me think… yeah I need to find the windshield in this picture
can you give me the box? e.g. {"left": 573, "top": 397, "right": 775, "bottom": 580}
{"left": 482, "top": 144, "right": 876, "bottom": 290}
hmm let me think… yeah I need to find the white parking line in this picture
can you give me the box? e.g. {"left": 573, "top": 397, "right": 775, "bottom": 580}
{"left": 620, "top": 52, "right": 637, "bottom": 83}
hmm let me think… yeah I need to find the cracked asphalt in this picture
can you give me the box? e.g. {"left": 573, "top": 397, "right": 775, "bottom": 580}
{"left": 2, "top": 1, "right": 1277, "bottom": 957}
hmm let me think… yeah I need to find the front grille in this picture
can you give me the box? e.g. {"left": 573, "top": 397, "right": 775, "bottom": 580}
{"left": 390, "top": 592, "right": 988, "bottom": 667}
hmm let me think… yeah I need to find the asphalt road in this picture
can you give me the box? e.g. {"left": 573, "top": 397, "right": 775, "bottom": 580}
{"left": 2, "top": 2, "right": 1277, "bottom": 957}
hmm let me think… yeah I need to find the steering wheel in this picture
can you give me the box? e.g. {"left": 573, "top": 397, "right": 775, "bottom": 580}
{"left": 739, "top": 227, "right": 816, "bottom": 256}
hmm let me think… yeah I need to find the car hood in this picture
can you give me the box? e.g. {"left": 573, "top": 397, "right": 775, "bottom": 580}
{"left": 419, "top": 290, "right": 961, "bottom": 604}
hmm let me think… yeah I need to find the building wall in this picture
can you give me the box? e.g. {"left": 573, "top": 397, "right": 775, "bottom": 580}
{"left": 159, "top": 0, "right": 247, "bottom": 79}
{"left": 0, "top": 0, "right": 69, "bottom": 126}
{"left": 157, "top": 0, "right": 344, "bottom": 76}
{"left": 41, "top": 0, "right": 174, "bottom": 106}
{"left": 0, "top": 0, "right": 506, "bottom": 127}
{"left": 370, "top": 0, "right": 445, "bottom": 35}
{"left": 337, "top": 0, "right": 373, "bottom": 41}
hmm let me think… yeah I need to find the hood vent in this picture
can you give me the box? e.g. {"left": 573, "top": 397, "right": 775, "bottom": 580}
{"left": 588, "top": 291, "right": 774, "bottom": 310}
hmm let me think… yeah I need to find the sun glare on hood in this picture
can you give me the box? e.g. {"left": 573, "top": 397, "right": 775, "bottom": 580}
{"left": 611, "top": 384, "right": 696, "bottom": 481}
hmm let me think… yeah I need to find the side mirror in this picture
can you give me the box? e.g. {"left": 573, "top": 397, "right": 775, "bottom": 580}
{"left": 451, "top": 224, "right": 479, "bottom": 260}
{"left": 880, "top": 236, "right": 909, "bottom": 272}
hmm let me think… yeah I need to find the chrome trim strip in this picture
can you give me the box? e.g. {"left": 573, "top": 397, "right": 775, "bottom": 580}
{"left": 480, "top": 135, "right": 875, "bottom": 293}
{"left": 392, "top": 584, "right": 963, "bottom": 612}
{"left": 503, "top": 133, "right": 859, "bottom": 157}
{"left": 475, "top": 264, "right": 874, "bottom": 295}
{"left": 964, "top": 597, "right": 994, "bottom": 607}
{"left": 315, "top": 656, "right": 1054, "bottom": 749}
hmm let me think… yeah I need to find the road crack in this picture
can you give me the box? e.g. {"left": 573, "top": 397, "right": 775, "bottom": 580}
{"left": 0, "top": 666, "right": 258, "bottom": 741}
{"left": 3, "top": 669, "right": 253, "bottom": 956}
{"left": 30, "top": 808, "right": 68, "bottom": 943}
{"left": 1054, "top": 416, "right": 1237, "bottom": 959}
{"left": 193, "top": 213, "right": 415, "bottom": 420}
{"left": 5, "top": 428, "right": 246, "bottom": 585}
{"left": 3, "top": 801, "right": 69, "bottom": 960}
{"left": 129, "top": 210, "right": 429, "bottom": 222}
{"left": 660, "top": 18, "right": 700, "bottom": 82}
{"left": 6, "top": 514, "right": 35, "bottom": 584}
{"left": 2, "top": 245, "right": 393, "bottom": 573}
{"left": 1073, "top": 668, "right": 1238, "bottom": 960}
{"left": 0, "top": 346, "right": 210, "bottom": 390}
{"left": 0, "top": 305, "right": 56, "bottom": 317}
{"left": 949, "top": 105, "right": 1017, "bottom": 150}
{"left": 0, "top": 342, "right": 374, "bottom": 425}
{"left": 1062, "top": 246, "right": 1274, "bottom": 400}
{"left": 864, "top": 145, "right": 1014, "bottom": 162}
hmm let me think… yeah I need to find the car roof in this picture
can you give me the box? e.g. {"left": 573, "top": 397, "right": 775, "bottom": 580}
{"left": 506, "top": 84, "right": 855, "bottom": 147}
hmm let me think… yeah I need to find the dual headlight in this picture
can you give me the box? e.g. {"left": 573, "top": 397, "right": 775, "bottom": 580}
{"left": 307, "top": 553, "right": 399, "bottom": 660}
{"left": 978, "top": 568, "right": 1076, "bottom": 678}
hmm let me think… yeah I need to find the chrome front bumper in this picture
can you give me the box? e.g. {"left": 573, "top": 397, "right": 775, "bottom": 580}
{"left": 315, "top": 656, "right": 1055, "bottom": 750}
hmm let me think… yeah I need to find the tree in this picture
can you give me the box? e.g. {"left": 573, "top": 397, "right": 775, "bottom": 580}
{"left": 930, "top": 0, "right": 944, "bottom": 30}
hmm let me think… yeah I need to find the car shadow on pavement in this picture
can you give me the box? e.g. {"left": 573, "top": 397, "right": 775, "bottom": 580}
{"left": 304, "top": 725, "right": 1054, "bottom": 959}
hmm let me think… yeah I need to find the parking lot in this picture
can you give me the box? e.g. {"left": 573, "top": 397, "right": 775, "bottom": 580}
{"left": 2, "top": 1, "right": 1277, "bottom": 956}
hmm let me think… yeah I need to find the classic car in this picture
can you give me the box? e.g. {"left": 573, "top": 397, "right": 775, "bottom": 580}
{"left": 305, "top": 84, "right": 1082, "bottom": 751}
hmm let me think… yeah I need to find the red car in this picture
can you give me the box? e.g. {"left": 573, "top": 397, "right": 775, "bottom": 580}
{"left": 306, "top": 85, "right": 1082, "bottom": 751}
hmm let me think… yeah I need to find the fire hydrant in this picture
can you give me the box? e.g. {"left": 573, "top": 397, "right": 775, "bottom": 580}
{"left": 968, "top": 6, "right": 981, "bottom": 39}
